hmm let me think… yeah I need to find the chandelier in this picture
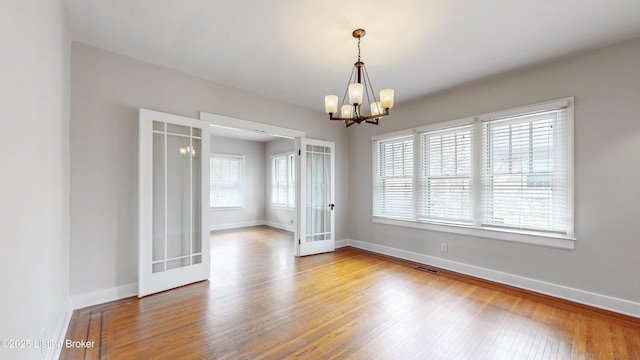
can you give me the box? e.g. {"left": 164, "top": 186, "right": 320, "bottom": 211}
{"left": 324, "top": 29, "right": 395, "bottom": 127}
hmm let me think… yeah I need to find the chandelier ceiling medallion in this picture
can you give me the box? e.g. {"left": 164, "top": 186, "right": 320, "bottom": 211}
{"left": 324, "top": 29, "right": 395, "bottom": 127}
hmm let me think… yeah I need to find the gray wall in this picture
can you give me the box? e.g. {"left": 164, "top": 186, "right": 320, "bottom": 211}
{"left": 0, "top": 0, "right": 71, "bottom": 359}
{"left": 348, "top": 38, "right": 640, "bottom": 305}
{"left": 210, "top": 136, "right": 265, "bottom": 229}
{"left": 265, "top": 138, "right": 296, "bottom": 231}
{"left": 70, "top": 43, "right": 349, "bottom": 298}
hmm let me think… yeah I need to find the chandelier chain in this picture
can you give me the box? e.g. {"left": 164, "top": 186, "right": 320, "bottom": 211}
{"left": 357, "top": 38, "right": 361, "bottom": 62}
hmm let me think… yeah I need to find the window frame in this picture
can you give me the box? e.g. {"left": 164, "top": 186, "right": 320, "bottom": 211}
{"left": 271, "top": 152, "right": 296, "bottom": 209}
{"left": 209, "top": 154, "right": 244, "bottom": 209}
{"left": 371, "top": 98, "right": 575, "bottom": 250}
{"left": 372, "top": 130, "right": 415, "bottom": 220}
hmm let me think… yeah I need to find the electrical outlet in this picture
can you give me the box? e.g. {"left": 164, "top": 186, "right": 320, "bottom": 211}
{"left": 441, "top": 243, "right": 448, "bottom": 253}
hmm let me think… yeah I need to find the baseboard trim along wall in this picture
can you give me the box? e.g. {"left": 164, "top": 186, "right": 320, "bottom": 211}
{"left": 71, "top": 283, "right": 138, "bottom": 310}
{"left": 265, "top": 221, "right": 295, "bottom": 232}
{"left": 210, "top": 220, "right": 266, "bottom": 231}
{"left": 335, "top": 239, "right": 349, "bottom": 248}
{"left": 345, "top": 238, "right": 640, "bottom": 319}
{"left": 48, "top": 299, "right": 73, "bottom": 360}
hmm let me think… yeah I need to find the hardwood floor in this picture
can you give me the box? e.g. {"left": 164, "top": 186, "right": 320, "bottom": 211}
{"left": 61, "top": 226, "right": 640, "bottom": 359}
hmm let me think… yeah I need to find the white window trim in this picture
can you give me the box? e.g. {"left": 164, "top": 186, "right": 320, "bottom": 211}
{"left": 210, "top": 153, "right": 244, "bottom": 209}
{"left": 371, "top": 97, "right": 575, "bottom": 250}
{"left": 372, "top": 217, "right": 575, "bottom": 249}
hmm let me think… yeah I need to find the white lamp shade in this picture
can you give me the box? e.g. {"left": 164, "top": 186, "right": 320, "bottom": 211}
{"left": 370, "top": 102, "right": 383, "bottom": 117}
{"left": 324, "top": 95, "right": 338, "bottom": 114}
{"left": 380, "top": 89, "right": 395, "bottom": 109}
{"left": 341, "top": 105, "right": 353, "bottom": 118}
{"left": 348, "top": 83, "right": 364, "bottom": 105}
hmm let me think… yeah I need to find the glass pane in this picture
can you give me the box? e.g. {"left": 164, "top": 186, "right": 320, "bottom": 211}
{"left": 152, "top": 133, "right": 165, "bottom": 262}
{"left": 324, "top": 152, "right": 331, "bottom": 234}
{"left": 167, "top": 123, "right": 190, "bottom": 135}
{"left": 152, "top": 262, "right": 165, "bottom": 273}
{"left": 192, "top": 138, "right": 202, "bottom": 254}
{"left": 167, "top": 135, "right": 192, "bottom": 259}
{"left": 306, "top": 151, "right": 313, "bottom": 240}
{"left": 153, "top": 121, "right": 165, "bottom": 131}
{"left": 167, "top": 257, "right": 190, "bottom": 270}
{"left": 192, "top": 128, "right": 202, "bottom": 138}
{"left": 305, "top": 145, "right": 331, "bottom": 243}
{"left": 192, "top": 254, "right": 202, "bottom": 264}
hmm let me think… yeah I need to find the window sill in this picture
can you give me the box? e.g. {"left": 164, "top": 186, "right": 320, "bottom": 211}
{"left": 271, "top": 205, "right": 295, "bottom": 212}
{"left": 210, "top": 206, "right": 244, "bottom": 211}
{"left": 372, "top": 217, "right": 576, "bottom": 250}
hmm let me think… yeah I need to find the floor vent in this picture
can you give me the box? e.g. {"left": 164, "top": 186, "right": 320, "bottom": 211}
{"left": 414, "top": 265, "right": 440, "bottom": 274}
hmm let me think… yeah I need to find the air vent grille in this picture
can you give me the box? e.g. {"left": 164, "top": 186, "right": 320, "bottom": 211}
{"left": 414, "top": 265, "right": 440, "bottom": 274}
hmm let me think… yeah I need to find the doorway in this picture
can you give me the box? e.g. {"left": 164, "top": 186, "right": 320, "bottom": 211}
{"left": 200, "top": 112, "right": 336, "bottom": 257}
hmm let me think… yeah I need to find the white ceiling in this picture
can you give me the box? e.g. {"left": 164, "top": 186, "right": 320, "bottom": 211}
{"left": 62, "top": 0, "right": 640, "bottom": 112}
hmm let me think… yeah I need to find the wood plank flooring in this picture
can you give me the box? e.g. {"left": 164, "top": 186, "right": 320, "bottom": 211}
{"left": 61, "top": 226, "right": 640, "bottom": 359}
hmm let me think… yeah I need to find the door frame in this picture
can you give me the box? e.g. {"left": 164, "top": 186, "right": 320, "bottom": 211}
{"left": 199, "top": 112, "right": 307, "bottom": 255}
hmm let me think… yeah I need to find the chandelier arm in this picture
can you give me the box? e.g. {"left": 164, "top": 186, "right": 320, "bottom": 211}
{"left": 362, "top": 65, "right": 380, "bottom": 104}
{"left": 331, "top": 114, "right": 381, "bottom": 121}
{"left": 340, "top": 65, "right": 357, "bottom": 110}
{"left": 362, "top": 66, "right": 374, "bottom": 117}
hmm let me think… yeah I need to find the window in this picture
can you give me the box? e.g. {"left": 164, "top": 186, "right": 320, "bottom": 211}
{"left": 372, "top": 98, "right": 574, "bottom": 247}
{"left": 418, "top": 125, "right": 473, "bottom": 224}
{"left": 372, "top": 134, "right": 414, "bottom": 219}
{"left": 210, "top": 155, "right": 243, "bottom": 208}
{"left": 272, "top": 153, "right": 295, "bottom": 207}
{"left": 481, "top": 108, "right": 569, "bottom": 233}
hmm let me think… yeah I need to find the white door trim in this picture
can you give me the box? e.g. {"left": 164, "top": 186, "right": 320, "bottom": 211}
{"left": 199, "top": 112, "right": 306, "bottom": 139}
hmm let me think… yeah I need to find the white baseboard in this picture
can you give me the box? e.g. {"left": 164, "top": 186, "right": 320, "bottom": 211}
{"left": 210, "top": 220, "right": 265, "bottom": 231}
{"left": 46, "top": 298, "right": 73, "bottom": 360}
{"left": 346, "top": 239, "right": 640, "bottom": 318}
{"left": 335, "top": 239, "right": 349, "bottom": 248}
{"left": 71, "top": 283, "right": 138, "bottom": 310}
{"left": 265, "top": 221, "right": 295, "bottom": 232}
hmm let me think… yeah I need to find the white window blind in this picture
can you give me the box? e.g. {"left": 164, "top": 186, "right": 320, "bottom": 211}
{"left": 373, "top": 135, "right": 414, "bottom": 219}
{"left": 210, "top": 155, "right": 243, "bottom": 207}
{"left": 272, "top": 153, "right": 295, "bottom": 207}
{"left": 418, "top": 125, "right": 473, "bottom": 224}
{"left": 481, "top": 107, "right": 569, "bottom": 234}
{"left": 371, "top": 98, "right": 574, "bottom": 244}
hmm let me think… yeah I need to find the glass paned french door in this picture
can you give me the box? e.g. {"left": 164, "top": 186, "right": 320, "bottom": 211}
{"left": 139, "top": 109, "right": 210, "bottom": 297}
{"left": 297, "top": 138, "right": 335, "bottom": 256}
